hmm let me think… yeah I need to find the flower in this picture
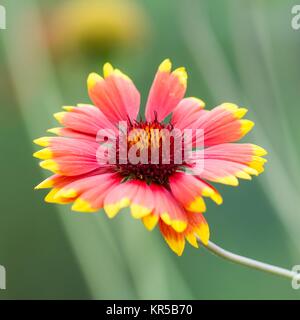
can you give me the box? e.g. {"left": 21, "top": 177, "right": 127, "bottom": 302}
{"left": 46, "top": 0, "right": 148, "bottom": 57}
{"left": 34, "top": 59, "right": 267, "bottom": 256}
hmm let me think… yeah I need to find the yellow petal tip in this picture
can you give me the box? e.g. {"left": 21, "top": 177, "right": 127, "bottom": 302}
{"left": 62, "top": 106, "right": 75, "bottom": 112}
{"left": 171, "top": 220, "right": 187, "bottom": 233}
{"left": 186, "top": 234, "right": 199, "bottom": 248}
{"left": 130, "top": 204, "right": 151, "bottom": 219}
{"left": 33, "top": 148, "right": 52, "bottom": 160}
{"left": 236, "top": 171, "right": 252, "bottom": 180}
{"left": 222, "top": 103, "right": 239, "bottom": 111}
{"left": 173, "top": 67, "right": 187, "bottom": 87}
{"left": 44, "top": 188, "right": 70, "bottom": 204}
{"left": 187, "top": 196, "right": 206, "bottom": 213}
{"left": 103, "top": 63, "right": 114, "bottom": 78}
{"left": 72, "top": 198, "right": 97, "bottom": 213}
{"left": 216, "top": 176, "right": 239, "bottom": 186}
{"left": 165, "top": 237, "right": 185, "bottom": 256}
{"left": 202, "top": 187, "right": 223, "bottom": 205}
{"left": 161, "top": 212, "right": 171, "bottom": 225}
{"left": 39, "top": 159, "right": 59, "bottom": 173}
{"left": 235, "top": 107, "right": 248, "bottom": 119}
{"left": 87, "top": 72, "right": 102, "bottom": 90}
{"left": 252, "top": 145, "right": 268, "bottom": 156}
{"left": 196, "top": 223, "right": 210, "bottom": 245}
{"left": 159, "top": 59, "right": 172, "bottom": 72}
{"left": 33, "top": 137, "right": 50, "bottom": 147}
{"left": 47, "top": 127, "right": 62, "bottom": 135}
{"left": 53, "top": 112, "right": 66, "bottom": 124}
{"left": 34, "top": 179, "right": 54, "bottom": 189}
{"left": 104, "top": 198, "right": 130, "bottom": 219}
{"left": 142, "top": 214, "right": 159, "bottom": 231}
{"left": 241, "top": 120, "right": 255, "bottom": 136}
{"left": 211, "top": 192, "right": 223, "bottom": 205}
{"left": 56, "top": 188, "right": 77, "bottom": 199}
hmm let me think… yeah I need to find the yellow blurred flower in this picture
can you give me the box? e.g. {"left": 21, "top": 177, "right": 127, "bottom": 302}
{"left": 47, "top": 0, "right": 149, "bottom": 56}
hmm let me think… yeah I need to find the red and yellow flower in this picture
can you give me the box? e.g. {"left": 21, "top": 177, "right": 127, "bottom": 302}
{"left": 34, "top": 59, "right": 267, "bottom": 255}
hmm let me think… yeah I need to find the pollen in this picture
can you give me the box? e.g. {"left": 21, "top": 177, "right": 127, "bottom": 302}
{"left": 115, "top": 119, "right": 184, "bottom": 186}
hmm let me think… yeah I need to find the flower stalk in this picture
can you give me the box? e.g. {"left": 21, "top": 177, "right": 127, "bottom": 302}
{"left": 199, "top": 238, "right": 298, "bottom": 281}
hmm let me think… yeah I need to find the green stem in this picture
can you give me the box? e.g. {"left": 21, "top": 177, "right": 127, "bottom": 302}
{"left": 200, "top": 239, "right": 298, "bottom": 280}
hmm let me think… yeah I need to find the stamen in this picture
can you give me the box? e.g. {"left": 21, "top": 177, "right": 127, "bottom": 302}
{"left": 114, "top": 119, "right": 184, "bottom": 186}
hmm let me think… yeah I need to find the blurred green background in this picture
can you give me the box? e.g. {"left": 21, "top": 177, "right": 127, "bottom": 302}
{"left": 1, "top": 0, "right": 300, "bottom": 299}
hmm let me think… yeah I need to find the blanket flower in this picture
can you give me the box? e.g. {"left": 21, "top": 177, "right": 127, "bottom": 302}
{"left": 34, "top": 59, "right": 267, "bottom": 255}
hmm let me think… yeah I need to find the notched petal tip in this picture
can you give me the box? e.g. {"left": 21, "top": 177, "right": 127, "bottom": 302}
{"left": 160, "top": 210, "right": 188, "bottom": 232}
{"left": 104, "top": 198, "right": 130, "bottom": 219}
{"left": 222, "top": 103, "right": 248, "bottom": 119}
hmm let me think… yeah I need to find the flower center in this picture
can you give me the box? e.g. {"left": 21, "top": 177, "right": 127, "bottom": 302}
{"left": 115, "top": 119, "right": 184, "bottom": 185}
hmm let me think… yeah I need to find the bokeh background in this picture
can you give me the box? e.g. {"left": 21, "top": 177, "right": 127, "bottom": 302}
{"left": 0, "top": 0, "right": 300, "bottom": 299}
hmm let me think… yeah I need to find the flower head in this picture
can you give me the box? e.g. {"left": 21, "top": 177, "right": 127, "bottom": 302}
{"left": 34, "top": 59, "right": 267, "bottom": 255}
{"left": 46, "top": 0, "right": 148, "bottom": 57}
